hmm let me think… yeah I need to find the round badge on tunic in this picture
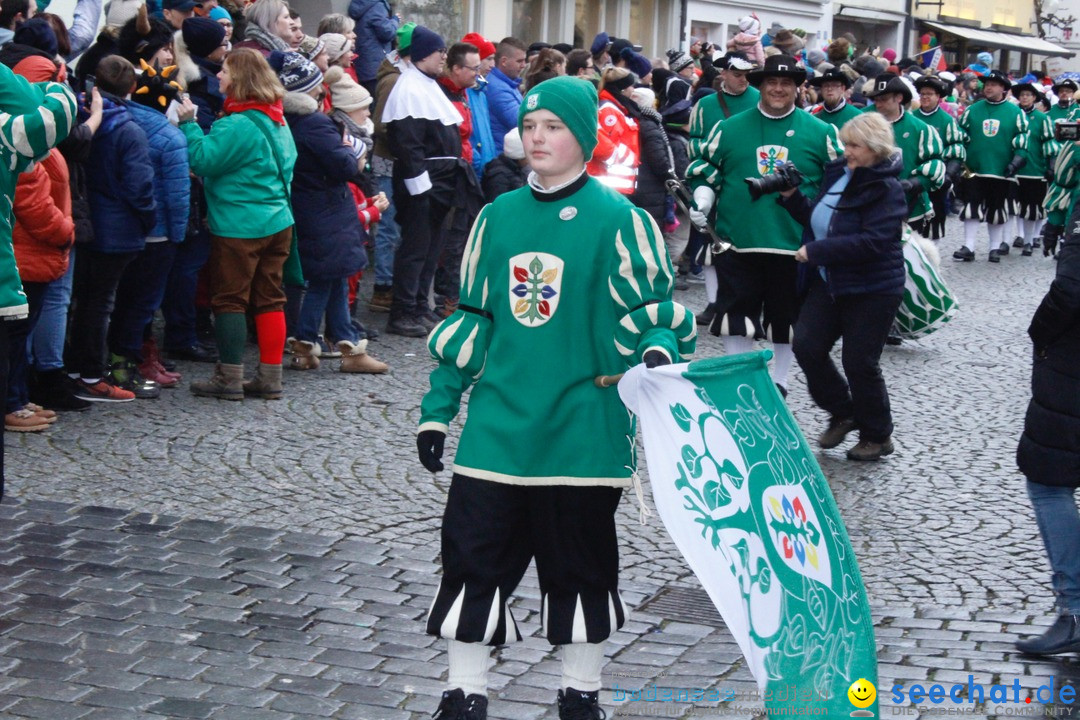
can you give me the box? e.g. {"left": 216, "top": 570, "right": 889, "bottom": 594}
{"left": 560, "top": 206, "right": 578, "bottom": 221}
{"left": 903, "top": 132, "right": 911, "bottom": 138}
{"left": 786, "top": 130, "right": 795, "bottom": 137}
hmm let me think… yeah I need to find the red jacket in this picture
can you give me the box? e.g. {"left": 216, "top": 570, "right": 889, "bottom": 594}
{"left": 586, "top": 89, "right": 640, "bottom": 194}
{"left": 13, "top": 149, "right": 74, "bottom": 283}
{"left": 437, "top": 76, "right": 473, "bottom": 165}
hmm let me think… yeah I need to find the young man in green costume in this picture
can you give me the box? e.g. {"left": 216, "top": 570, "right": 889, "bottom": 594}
{"left": 686, "top": 53, "right": 841, "bottom": 396}
{"left": 954, "top": 69, "right": 1028, "bottom": 263}
{"left": 417, "top": 75, "right": 696, "bottom": 720}
{"left": 1010, "top": 82, "right": 1057, "bottom": 256}
{"left": 862, "top": 72, "right": 945, "bottom": 235}
{"left": 914, "top": 74, "right": 966, "bottom": 239}
{"left": 808, "top": 67, "right": 861, "bottom": 129}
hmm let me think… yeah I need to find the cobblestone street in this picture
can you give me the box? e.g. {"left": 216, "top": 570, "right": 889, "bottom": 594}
{"left": 0, "top": 219, "right": 1076, "bottom": 720}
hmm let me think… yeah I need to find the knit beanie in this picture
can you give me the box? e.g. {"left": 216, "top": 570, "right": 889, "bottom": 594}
{"left": 806, "top": 48, "right": 826, "bottom": 68}
{"left": 105, "top": 0, "right": 142, "bottom": 29}
{"left": 396, "top": 21, "right": 416, "bottom": 56}
{"left": 738, "top": 14, "right": 760, "bottom": 35}
{"left": 409, "top": 25, "right": 444, "bottom": 62}
{"left": 298, "top": 34, "right": 325, "bottom": 61}
{"left": 182, "top": 17, "right": 225, "bottom": 59}
{"left": 882, "top": 48, "right": 897, "bottom": 63}
{"left": 461, "top": 32, "right": 495, "bottom": 60}
{"left": 320, "top": 33, "right": 350, "bottom": 63}
{"left": 518, "top": 75, "right": 599, "bottom": 161}
{"left": 325, "top": 66, "right": 370, "bottom": 110}
{"left": 269, "top": 50, "right": 323, "bottom": 93}
{"left": 626, "top": 51, "right": 651, "bottom": 80}
{"left": 208, "top": 6, "right": 231, "bottom": 22}
{"left": 977, "top": 51, "right": 993, "bottom": 66}
{"left": 503, "top": 128, "right": 524, "bottom": 160}
{"left": 666, "top": 49, "right": 693, "bottom": 73}
{"left": 14, "top": 18, "right": 58, "bottom": 57}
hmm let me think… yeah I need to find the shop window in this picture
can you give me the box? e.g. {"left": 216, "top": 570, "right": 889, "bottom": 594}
{"left": 513, "top": 0, "right": 545, "bottom": 42}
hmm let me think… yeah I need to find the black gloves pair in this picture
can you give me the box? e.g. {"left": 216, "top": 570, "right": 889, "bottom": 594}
{"left": 1004, "top": 154, "right": 1027, "bottom": 178}
{"left": 1043, "top": 223, "right": 1064, "bottom": 257}
{"left": 898, "top": 178, "right": 923, "bottom": 199}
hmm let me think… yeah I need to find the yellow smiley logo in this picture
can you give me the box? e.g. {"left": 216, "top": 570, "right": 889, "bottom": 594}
{"left": 848, "top": 678, "right": 876, "bottom": 709}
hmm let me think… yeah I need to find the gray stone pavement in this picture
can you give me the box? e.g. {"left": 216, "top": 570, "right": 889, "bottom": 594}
{"left": 1, "top": 218, "right": 1079, "bottom": 719}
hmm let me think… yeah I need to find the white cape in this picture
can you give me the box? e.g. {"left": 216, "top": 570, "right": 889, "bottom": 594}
{"left": 381, "top": 63, "right": 463, "bottom": 126}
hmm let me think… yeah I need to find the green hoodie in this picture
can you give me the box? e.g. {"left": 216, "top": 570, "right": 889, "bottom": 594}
{"left": 181, "top": 109, "right": 296, "bottom": 238}
{"left": 0, "top": 65, "right": 75, "bottom": 318}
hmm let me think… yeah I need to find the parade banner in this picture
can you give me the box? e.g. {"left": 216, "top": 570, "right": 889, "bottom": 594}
{"left": 896, "top": 229, "right": 958, "bottom": 339}
{"left": 619, "top": 354, "right": 878, "bottom": 718}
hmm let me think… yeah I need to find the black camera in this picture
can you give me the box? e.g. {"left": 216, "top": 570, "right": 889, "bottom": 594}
{"left": 744, "top": 161, "right": 805, "bottom": 201}
{"left": 1055, "top": 120, "right": 1080, "bottom": 142}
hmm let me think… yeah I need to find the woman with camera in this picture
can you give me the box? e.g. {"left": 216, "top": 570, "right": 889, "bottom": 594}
{"left": 776, "top": 112, "right": 908, "bottom": 461}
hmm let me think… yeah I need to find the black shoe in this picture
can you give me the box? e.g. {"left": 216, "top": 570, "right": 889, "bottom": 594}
{"left": 1022, "top": 243, "right": 1034, "bottom": 257}
{"left": 819, "top": 417, "right": 856, "bottom": 449}
{"left": 29, "top": 370, "right": 92, "bottom": 411}
{"left": 998, "top": 241, "right": 1011, "bottom": 255}
{"left": 558, "top": 688, "right": 606, "bottom": 720}
{"left": 885, "top": 334, "right": 903, "bottom": 345}
{"left": 167, "top": 343, "right": 219, "bottom": 363}
{"left": 846, "top": 438, "right": 895, "bottom": 461}
{"left": 953, "top": 247, "right": 975, "bottom": 262}
{"left": 1013, "top": 236, "right": 1026, "bottom": 248}
{"left": 988, "top": 249, "right": 1001, "bottom": 263}
{"left": 1034, "top": 236, "right": 1043, "bottom": 249}
{"left": 1017, "top": 614, "right": 1080, "bottom": 655}
{"left": 387, "top": 316, "right": 429, "bottom": 338}
{"left": 432, "top": 688, "right": 488, "bottom": 720}
{"left": 696, "top": 302, "right": 717, "bottom": 326}
{"left": 416, "top": 310, "right": 441, "bottom": 333}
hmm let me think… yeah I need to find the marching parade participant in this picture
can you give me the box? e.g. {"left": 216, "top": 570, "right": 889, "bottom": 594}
{"left": 808, "top": 67, "right": 861, "bottom": 129}
{"left": 1010, "top": 80, "right": 1056, "bottom": 256}
{"left": 1049, "top": 78, "right": 1078, "bottom": 124}
{"left": 862, "top": 72, "right": 945, "bottom": 234}
{"left": 686, "top": 54, "right": 841, "bottom": 397}
{"left": 914, "top": 74, "right": 966, "bottom": 240}
{"left": 954, "top": 69, "right": 1028, "bottom": 263}
{"left": 416, "top": 75, "right": 695, "bottom": 720}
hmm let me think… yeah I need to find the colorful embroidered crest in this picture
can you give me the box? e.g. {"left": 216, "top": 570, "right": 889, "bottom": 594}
{"left": 761, "top": 485, "right": 831, "bottom": 585}
{"left": 982, "top": 118, "right": 1000, "bottom": 137}
{"left": 509, "top": 253, "right": 563, "bottom": 326}
{"left": 526, "top": 93, "right": 539, "bottom": 109}
{"left": 755, "top": 145, "right": 789, "bottom": 176}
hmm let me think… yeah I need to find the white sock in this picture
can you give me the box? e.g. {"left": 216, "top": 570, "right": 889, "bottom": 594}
{"left": 988, "top": 223, "right": 1005, "bottom": 255}
{"left": 1006, "top": 214, "right": 1017, "bottom": 242}
{"left": 561, "top": 642, "right": 605, "bottom": 692}
{"left": 1024, "top": 219, "right": 1039, "bottom": 244}
{"left": 963, "top": 219, "right": 980, "bottom": 251}
{"left": 771, "top": 342, "right": 795, "bottom": 390}
{"left": 723, "top": 334, "right": 754, "bottom": 356}
{"left": 1037, "top": 218, "right": 1047, "bottom": 237}
{"left": 447, "top": 640, "right": 490, "bottom": 697}
{"left": 704, "top": 265, "right": 718, "bottom": 304}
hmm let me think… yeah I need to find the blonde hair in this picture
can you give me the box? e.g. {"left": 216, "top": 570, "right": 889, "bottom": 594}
{"left": 223, "top": 47, "right": 285, "bottom": 103}
{"left": 839, "top": 112, "right": 896, "bottom": 163}
{"left": 244, "top": 0, "right": 288, "bottom": 37}
{"left": 317, "top": 13, "right": 354, "bottom": 36}
{"left": 599, "top": 66, "right": 632, "bottom": 92}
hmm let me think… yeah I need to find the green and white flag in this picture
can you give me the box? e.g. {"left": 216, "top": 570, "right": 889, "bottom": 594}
{"left": 619, "top": 353, "right": 878, "bottom": 718}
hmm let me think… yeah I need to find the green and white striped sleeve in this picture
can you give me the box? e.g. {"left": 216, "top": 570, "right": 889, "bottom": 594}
{"left": 0, "top": 79, "right": 75, "bottom": 174}
{"left": 685, "top": 119, "right": 723, "bottom": 191}
{"left": 941, "top": 116, "right": 966, "bottom": 161}
{"left": 1012, "top": 110, "right": 1029, "bottom": 153}
{"left": 913, "top": 125, "right": 945, "bottom": 192}
{"left": 609, "top": 207, "right": 696, "bottom": 366}
{"left": 419, "top": 204, "right": 495, "bottom": 434}
{"left": 1046, "top": 140, "right": 1080, "bottom": 221}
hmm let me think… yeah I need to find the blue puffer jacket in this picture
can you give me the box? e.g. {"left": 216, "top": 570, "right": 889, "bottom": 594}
{"left": 467, "top": 80, "right": 497, "bottom": 180}
{"left": 778, "top": 153, "right": 907, "bottom": 297}
{"left": 85, "top": 96, "right": 156, "bottom": 253}
{"left": 126, "top": 101, "right": 190, "bottom": 244}
{"left": 285, "top": 92, "right": 367, "bottom": 280}
{"left": 347, "top": 0, "right": 398, "bottom": 84}
{"left": 486, "top": 67, "right": 522, "bottom": 154}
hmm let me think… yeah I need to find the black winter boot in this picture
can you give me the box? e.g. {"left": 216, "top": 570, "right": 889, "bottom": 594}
{"left": 1016, "top": 614, "right": 1080, "bottom": 655}
{"left": 558, "top": 688, "right": 606, "bottom": 720}
{"left": 432, "top": 688, "right": 488, "bottom": 720}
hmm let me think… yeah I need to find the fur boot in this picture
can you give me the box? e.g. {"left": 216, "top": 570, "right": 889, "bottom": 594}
{"left": 190, "top": 363, "right": 244, "bottom": 400}
{"left": 243, "top": 363, "right": 283, "bottom": 399}
{"left": 337, "top": 339, "right": 388, "bottom": 373}
{"left": 288, "top": 339, "right": 320, "bottom": 370}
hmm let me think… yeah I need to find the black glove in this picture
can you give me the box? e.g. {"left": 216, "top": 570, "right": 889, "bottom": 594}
{"left": 945, "top": 159, "right": 963, "bottom": 183}
{"left": 1004, "top": 154, "right": 1026, "bottom": 178}
{"left": 643, "top": 350, "right": 671, "bottom": 368}
{"left": 1046, "top": 169, "right": 1057, "bottom": 184}
{"left": 1044, "top": 222, "right": 1064, "bottom": 257}
{"left": 417, "top": 430, "right": 446, "bottom": 472}
{"left": 898, "top": 178, "right": 923, "bottom": 198}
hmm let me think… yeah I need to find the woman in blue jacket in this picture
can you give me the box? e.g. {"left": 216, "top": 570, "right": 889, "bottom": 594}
{"left": 776, "top": 112, "right": 907, "bottom": 461}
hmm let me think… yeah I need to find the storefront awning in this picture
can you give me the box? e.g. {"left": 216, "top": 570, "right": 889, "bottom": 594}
{"left": 834, "top": 5, "right": 907, "bottom": 25}
{"left": 922, "top": 19, "right": 1074, "bottom": 58}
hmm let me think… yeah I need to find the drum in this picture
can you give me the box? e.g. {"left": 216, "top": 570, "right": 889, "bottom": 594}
{"left": 895, "top": 229, "right": 958, "bottom": 339}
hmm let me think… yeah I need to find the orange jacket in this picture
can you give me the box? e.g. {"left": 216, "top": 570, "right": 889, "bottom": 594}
{"left": 586, "top": 89, "right": 640, "bottom": 194}
{"left": 13, "top": 149, "right": 74, "bottom": 284}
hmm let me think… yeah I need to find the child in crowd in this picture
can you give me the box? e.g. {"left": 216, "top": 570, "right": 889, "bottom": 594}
{"left": 481, "top": 127, "right": 528, "bottom": 203}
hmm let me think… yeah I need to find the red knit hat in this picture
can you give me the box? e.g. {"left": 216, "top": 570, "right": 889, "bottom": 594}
{"left": 462, "top": 32, "right": 495, "bottom": 60}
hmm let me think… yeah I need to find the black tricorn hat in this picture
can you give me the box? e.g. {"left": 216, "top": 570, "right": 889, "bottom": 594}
{"left": 865, "top": 72, "right": 912, "bottom": 104}
{"left": 809, "top": 67, "right": 852, "bottom": 89}
{"left": 913, "top": 74, "right": 948, "bottom": 96}
{"left": 1053, "top": 78, "right": 1078, "bottom": 92}
{"left": 982, "top": 69, "right": 1011, "bottom": 89}
{"left": 747, "top": 54, "right": 806, "bottom": 87}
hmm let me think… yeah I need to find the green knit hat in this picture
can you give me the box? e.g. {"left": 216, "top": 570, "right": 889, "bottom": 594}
{"left": 517, "top": 76, "right": 599, "bottom": 161}
{"left": 397, "top": 21, "right": 417, "bottom": 56}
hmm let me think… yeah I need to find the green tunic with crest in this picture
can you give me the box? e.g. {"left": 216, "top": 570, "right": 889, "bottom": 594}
{"left": 688, "top": 85, "right": 761, "bottom": 164}
{"left": 959, "top": 98, "right": 1028, "bottom": 177}
{"left": 686, "top": 107, "right": 843, "bottom": 253}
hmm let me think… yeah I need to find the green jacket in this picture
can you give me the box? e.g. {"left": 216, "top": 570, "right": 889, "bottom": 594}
{"left": 419, "top": 175, "right": 696, "bottom": 486}
{"left": 1018, "top": 106, "right": 1056, "bottom": 178}
{"left": 810, "top": 99, "right": 862, "bottom": 129}
{"left": 687, "top": 85, "right": 760, "bottom": 186}
{"left": 959, "top": 98, "right": 1028, "bottom": 178}
{"left": 864, "top": 107, "right": 945, "bottom": 221}
{"left": 0, "top": 65, "right": 75, "bottom": 318}
{"left": 686, "top": 106, "right": 842, "bottom": 253}
{"left": 916, "top": 106, "right": 966, "bottom": 162}
{"left": 181, "top": 109, "right": 296, "bottom": 238}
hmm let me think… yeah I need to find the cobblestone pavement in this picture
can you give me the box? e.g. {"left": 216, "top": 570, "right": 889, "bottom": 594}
{"left": 2, "top": 218, "right": 1078, "bottom": 719}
